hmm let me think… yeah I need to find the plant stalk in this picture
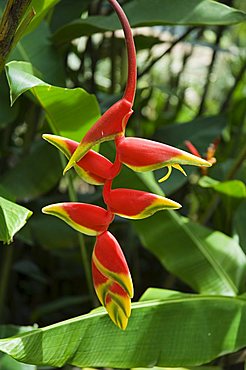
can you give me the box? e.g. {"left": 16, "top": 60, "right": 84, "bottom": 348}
{"left": 0, "top": 0, "right": 31, "bottom": 75}
{"left": 0, "top": 246, "right": 14, "bottom": 322}
{"left": 197, "top": 26, "right": 224, "bottom": 116}
{"left": 60, "top": 154, "right": 96, "bottom": 306}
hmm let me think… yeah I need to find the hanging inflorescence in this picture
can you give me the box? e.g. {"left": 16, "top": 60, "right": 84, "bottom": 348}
{"left": 42, "top": 0, "right": 211, "bottom": 330}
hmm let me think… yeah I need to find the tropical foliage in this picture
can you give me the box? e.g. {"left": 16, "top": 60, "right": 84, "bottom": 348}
{"left": 0, "top": 0, "right": 245, "bottom": 369}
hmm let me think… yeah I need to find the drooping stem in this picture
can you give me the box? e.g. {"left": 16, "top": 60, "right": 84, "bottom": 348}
{"left": 108, "top": 0, "right": 137, "bottom": 105}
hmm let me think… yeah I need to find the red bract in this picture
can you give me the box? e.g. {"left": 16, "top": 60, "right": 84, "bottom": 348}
{"left": 42, "top": 203, "right": 113, "bottom": 236}
{"left": 106, "top": 188, "right": 181, "bottom": 219}
{"left": 117, "top": 137, "right": 211, "bottom": 182}
{"left": 92, "top": 231, "right": 133, "bottom": 330}
{"left": 43, "top": 134, "right": 113, "bottom": 185}
{"left": 92, "top": 261, "right": 131, "bottom": 330}
{"left": 63, "top": 100, "right": 133, "bottom": 174}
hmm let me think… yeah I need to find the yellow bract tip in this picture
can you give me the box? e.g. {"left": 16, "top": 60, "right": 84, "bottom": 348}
{"left": 63, "top": 160, "right": 75, "bottom": 175}
{"left": 172, "top": 164, "right": 187, "bottom": 176}
{"left": 158, "top": 165, "right": 172, "bottom": 183}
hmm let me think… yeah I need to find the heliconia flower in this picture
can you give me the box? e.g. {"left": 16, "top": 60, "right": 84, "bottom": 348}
{"left": 42, "top": 134, "right": 113, "bottom": 185}
{"left": 185, "top": 139, "right": 218, "bottom": 176}
{"left": 117, "top": 137, "right": 212, "bottom": 182}
{"left": 42, "top": 203, "right": 113, "bottom": 236}
{"left": 92, "top": 231, "right": 133, "bottom": 330}
{"left": 92, "top": 261, "right": 131, "bottom": 330}
{"left": 63, "top": 99, "right": 133, "bottom": 174}
{"left": 106, "top": 188, "right": 181, "bottom": 219}
{"left": 63, "top": 0, "right": 137, "bottom": 175}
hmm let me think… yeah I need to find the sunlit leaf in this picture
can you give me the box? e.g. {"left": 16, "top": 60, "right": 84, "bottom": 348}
{"left": 5, "top": 61, "right": 100, "bottom": 142}
{"left": 0, "top": 197, "right": 32, "bottom": 244}
{"left": 0, "top": 326, "right": 37, "bottom": 370}
{"left": 233, "top": 200, "right": 246, "bottom": 253}
{"left": 0, "top": 290, "right": 246, "bottom": 368}
{"left": 199, "top": 176, "right": 246, "bottom": 198}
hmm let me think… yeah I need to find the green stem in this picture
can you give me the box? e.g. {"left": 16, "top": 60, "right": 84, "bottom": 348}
{"left": 0, "top": 246, "right": 14, "bottom": 322}
{"left": 0, "top": 0, "right": 32, "bottom": 75}
{"left": 59, "top": 153, "right": 96, "bottom": 306}
{"left": 46, "top": 114, "right": 96, "bottom": 306}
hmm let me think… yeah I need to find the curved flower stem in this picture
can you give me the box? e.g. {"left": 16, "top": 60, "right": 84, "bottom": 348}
{"left": 108, "top": 0, "right": 137, "bottom": 105}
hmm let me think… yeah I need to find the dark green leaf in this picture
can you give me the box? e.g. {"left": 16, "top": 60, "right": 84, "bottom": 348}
{"left": 53, "top": 0, "right": 246, "bottom": 44}
{"left": 153, "top": 115, "right": 226, "bottom": 195}
{"left": 10, "top": 22, "right": 65, "bottom": 85}
{"left": 0, "top": 141, "right": 62, "bottom": 201}
{"left": 134, "top": 211, "right": 246, "bottom": 295}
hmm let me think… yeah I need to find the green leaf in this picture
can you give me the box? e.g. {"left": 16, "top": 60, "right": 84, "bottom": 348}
{"left": 0, "top": 141, "right": 62, "bottom": 201}
{"left": 0, "top": 290, "right": 246, "bottom": 368}
{"left": 233, "top": 200, "right": 246, "bottom": 253}
{"left": 53, "top": 0, "right": 246, "bottom": 44}
{"left": 10, "top": 22, "right": 65, "bottom": 85}
{"left": 199, "top": 176, "right": 246, "bottom": 199}
{"left": 0, "top": 326, "right": 37, "bottom": 370}
{"left": 134, "top": 211, "right": 246, "bottom": 296}
{"left": 25, "top": 0, "right": 61, "bottom": 34}
{"left": 154, "top": 115, "right": 225, "bottom": 151}
{"left": 5, "top": 61, "right": 100, "bottom": 141}
{"left": 0, "top": 197, "right": 32, "bottom": 245}
{"left": 0, "top": 75, "right": 19, "bottom": 129}
{"left": 50, "top": 0, "right": 90, "bottom": 32}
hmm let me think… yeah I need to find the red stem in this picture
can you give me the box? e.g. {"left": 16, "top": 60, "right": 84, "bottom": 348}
{"left": 108, "top": 0, "right": 137, "bottom": 105}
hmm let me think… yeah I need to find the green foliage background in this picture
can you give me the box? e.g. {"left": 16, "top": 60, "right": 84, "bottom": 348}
{"left": 0, "top": 0, "right": 245, "bottom": 369}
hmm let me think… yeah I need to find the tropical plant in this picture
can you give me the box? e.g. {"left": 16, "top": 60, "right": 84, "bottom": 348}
{"left": 0, "top": 0, "right": 245, "bottom": 369}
